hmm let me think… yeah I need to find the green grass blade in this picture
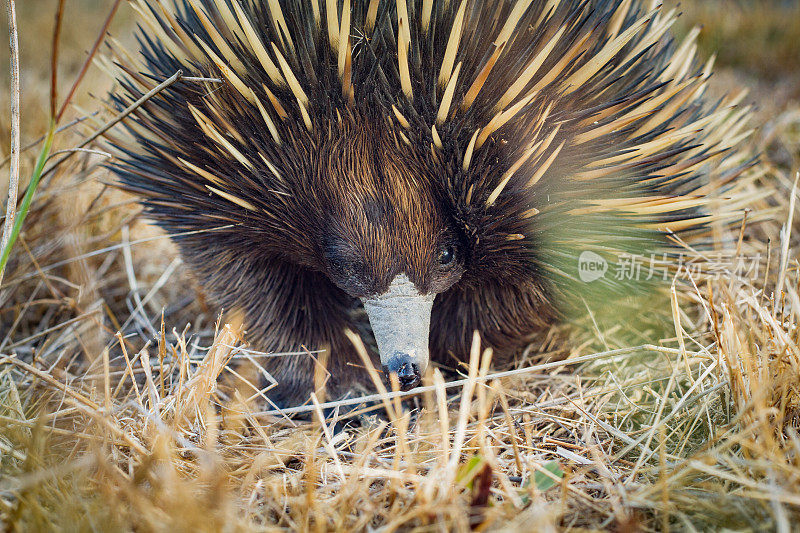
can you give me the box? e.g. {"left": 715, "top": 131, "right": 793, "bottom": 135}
{"left": 0, "top": 121, "right": 56, "bottom": 280}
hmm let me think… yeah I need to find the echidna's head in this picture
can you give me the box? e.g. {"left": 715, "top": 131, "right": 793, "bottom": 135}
{"left": 312, "top": 125, "right": 465, "bottom": 389}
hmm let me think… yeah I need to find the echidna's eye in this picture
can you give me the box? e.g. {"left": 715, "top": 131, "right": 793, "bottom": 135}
{"left": 438, "top": 245, "right": 455, "bottom": 267}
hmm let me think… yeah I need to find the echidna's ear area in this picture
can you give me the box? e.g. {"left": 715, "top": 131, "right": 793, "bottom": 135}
{"left": 105, "top": 0, "right": 753, "bottom": 308}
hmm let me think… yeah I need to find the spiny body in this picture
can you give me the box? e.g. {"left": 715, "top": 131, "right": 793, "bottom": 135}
{"left": 108, "top": 0, "right": 750, "bottom": 404}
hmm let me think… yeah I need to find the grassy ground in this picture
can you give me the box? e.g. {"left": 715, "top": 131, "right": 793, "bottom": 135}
{"left": 1, "top": 1, "right": 799, "bottom": 531}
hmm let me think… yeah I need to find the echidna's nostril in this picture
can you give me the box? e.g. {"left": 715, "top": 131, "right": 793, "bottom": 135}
{"left": 396, "top": 361, "right": 418, "bottom": 385}
{"left": 383, "top": 354, "right": 421, "bottom": 391}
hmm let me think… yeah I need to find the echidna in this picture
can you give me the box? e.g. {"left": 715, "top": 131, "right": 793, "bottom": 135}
{"left": 108, "top": 0, "right": 749, "bottom": 405}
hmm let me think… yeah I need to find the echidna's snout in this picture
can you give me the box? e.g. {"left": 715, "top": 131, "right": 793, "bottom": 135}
{"left": 362, "top": 274, "right": 435, "bottom": 390}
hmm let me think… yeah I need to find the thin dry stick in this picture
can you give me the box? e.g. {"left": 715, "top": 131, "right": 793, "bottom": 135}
{"left": 433, "top": 368, "right": 450, "bottom": 464}
{"left": 671, "top": 279, "right": 694, "bottom": 383}
{"left": 0, "top": 0, "right": 20, "bottom": 288}
{"left": 40, "top": 69, "right": 184, "bottom": 179}
{"left": 102, "top": 347, "right": 111, "bottom": 413}
{"left": 448, "top": 331, "right": 481, "bottom": 472}
{"left": 496, "top": 380, "right": 524, "bottom": 473}
{"left": 47, "top": 147, "right": 113, "bottom": 160}
{"left": 50, "top": 0, "right": 65, "bottom": 118}
{"left": 116, "top": 331, "right": 142, "bottom": 407}
{"left": 56, "top": 0, "right": 123, "bottom": 121}
{"left": 311, "top": 393, "right": 346, "bottom": 480}
{"left": 776, "top": 171, "right": 799, "bottom": 297}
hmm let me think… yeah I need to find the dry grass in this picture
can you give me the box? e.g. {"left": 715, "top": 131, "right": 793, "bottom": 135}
{"left": 669, "top": 0, "right": 800, "bottom": 85}
{"left": 1, "top": 1, "right": 800, "bottom": 531}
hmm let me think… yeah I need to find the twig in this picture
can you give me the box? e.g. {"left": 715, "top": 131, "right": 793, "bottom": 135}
{"left": 0, "top": 0, "right": 20, "bottom": 287}
{"left": 311, "top": 393, "right": 346, "bottom": 480}
{"left": 50, "top": 0, "right": 65, "bottom": 118}
{"left": 56, "top": 0, "right": 123, "bottom": 121}
{"left": 448, "top": 331, "right": 481, "bottom": 471}
{"left": 47, "top": 147, "right": 113, "bottom": 160}
{"left": 776, "top": 171, "right": 799, "bottom": 297}
{"left": 183, "top": 76, "right": 223, "bottom": 83}
{"left": 41, "top": 69, "right": 184, "bottom": 180}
